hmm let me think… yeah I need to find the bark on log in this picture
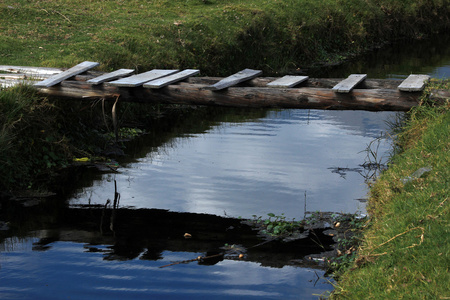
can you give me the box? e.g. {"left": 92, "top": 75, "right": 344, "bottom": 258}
{"left": 73, "top": 75, "right": 403, "bottom": 89}
{"left": 36, "top": 80, "right": 421, "bottom": 111}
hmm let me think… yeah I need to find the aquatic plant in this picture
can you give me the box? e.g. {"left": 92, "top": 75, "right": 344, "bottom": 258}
{"left": 250, "top": 213, "right": 305, "bottom": 237}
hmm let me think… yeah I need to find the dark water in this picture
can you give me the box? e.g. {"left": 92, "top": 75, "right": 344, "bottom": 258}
{"left": 1, "top": 35, "right": 449, "bottom": 299}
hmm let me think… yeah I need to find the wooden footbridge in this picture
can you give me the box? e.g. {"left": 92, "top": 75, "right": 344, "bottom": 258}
{"left": 1, "top": 61, "right": 446, "bottom": 111}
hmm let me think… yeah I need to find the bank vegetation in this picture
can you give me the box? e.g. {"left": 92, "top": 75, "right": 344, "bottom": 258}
{"left": 331, "top": 80, "right": 449, "bottom": 299}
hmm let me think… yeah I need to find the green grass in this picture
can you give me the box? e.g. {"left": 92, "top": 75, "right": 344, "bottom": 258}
{"left": 0, "top": 84, "right": 68, "bottom": 189}
{"left": 0, "top": 82, "right": 165, "bottom": 190}
{"left": 331, "top": 80, "right": 450, "bottom": 299}
{"left": 1, "top": 0, "right": 448, "bottom": 75}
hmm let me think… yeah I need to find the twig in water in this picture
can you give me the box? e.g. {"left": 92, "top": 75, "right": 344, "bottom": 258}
{"left": 159, "top": 253, "right": 224, "bottom": 268}
{"left": 100, "top": 199, "right": 111, "bottom": 235}
{"left": 304, "top": 190, "right": 307, "bottom": 220}
{"left": 110, "top": 179, "right": 120, "bottom": 236}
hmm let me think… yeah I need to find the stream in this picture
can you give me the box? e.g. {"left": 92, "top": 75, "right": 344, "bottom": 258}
{"left": 0, "top": 35, "right": 449, "bottom": 299}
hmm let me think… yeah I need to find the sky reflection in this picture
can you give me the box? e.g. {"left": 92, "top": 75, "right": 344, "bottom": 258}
{"left": 0, "top": 238, "right": 333, "bottom": 299}
{"left": 70, "top": 109, "right": 398, "bottom": 219}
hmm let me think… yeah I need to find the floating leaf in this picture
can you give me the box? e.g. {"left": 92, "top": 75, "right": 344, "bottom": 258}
{"left": 73, "top": 157, "right": 90, "bottom": 162}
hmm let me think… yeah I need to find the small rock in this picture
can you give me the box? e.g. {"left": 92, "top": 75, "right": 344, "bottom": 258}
{"left": 0, "top": 221, "right": 10, "bottom": 231}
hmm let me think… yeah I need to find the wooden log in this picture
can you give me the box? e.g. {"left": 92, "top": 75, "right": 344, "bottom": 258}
{"left": 35, "top": 80, "right": 421, "bottom": 111}
{"left": 0, "top": 65, "right": 62, "bottom": 76}
{"left": 398, "top": 74, "right": 430, "bottom": 91}
{"left": 186, "top": 77, "right": 403, "bottom": 90}
{"left": 332, "top": 74, "right": 367, "bottom": 93}
{"left": 0, "top": 79, "right": 35, "bottom": 88}
{"left": 87, "top": 69, "right": 135, "bottom": 85}
{"left": 267, "top": 75, "right": 309, "bottom": 88}
{"left": 204, "top": 69, "right": 262, "bottom": 90}
{"left": 34, "top": 61, "right": 99, "bottom": 87}
{"left": 143, "top": 69, "right": 200, "bottom": 89}
{"left": 107, "top": 69, "right": 178, "bottom": 87}
{"left": 0, "top": 73, "right": 27, "bottom": 80}
{"left": 0, "top": 63, "right": 403, "bottom": 90}
{"left": 0, "top": 73, "right": 404, "bottom": 90}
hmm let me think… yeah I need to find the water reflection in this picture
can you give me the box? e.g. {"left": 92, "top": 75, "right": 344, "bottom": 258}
{"left": 0, "top": 237, "right": 332, "bottom": 299}
{"left": 70, "top": 109, "right": 397, "bottom": 219}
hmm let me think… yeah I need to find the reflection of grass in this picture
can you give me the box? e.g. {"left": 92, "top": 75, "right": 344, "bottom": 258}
{"left": 1, "top": 0, "right": 448, "bottom": 75}
{"left": 332, "top": 79, "right": 450, "bottom": 299}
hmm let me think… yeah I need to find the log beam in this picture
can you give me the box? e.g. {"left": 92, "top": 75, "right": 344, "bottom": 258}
{"left": 36, "top": 80, "right": 421, "bottom": 111}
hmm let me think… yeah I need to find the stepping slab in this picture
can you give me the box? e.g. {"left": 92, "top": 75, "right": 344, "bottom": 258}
{"left": 267, "top": 75, "right": 309, "bottom": 88}
{"left": 34, "top": 61, "right": 99, "bottom": 87}
{"left": 204, "top": 69, "right": 262, "bottom": 91}
{"left": 108, "top": 69, "right": 178, "bottom": 87}
{"left": 144, "top": 69, "right": 200, "bottom": 89}
{"left": 332, "top": 74, "right": 367, "bottom": 93}
{"left": 87, "top": 69, "right": 135, "bottom": 85}
{"left": 398, "top": 74, "right": 430, "bottom": 92}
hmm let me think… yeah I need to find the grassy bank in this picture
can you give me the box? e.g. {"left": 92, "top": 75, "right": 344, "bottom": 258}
{"left": 0, "top": 83, "right": 173, "bottom": 191}
{"left": 1, "top": 0, "right": 449, "bottom": 75}
{"left": 0, "top": 85, "right": 69, "bottom": 190}
{"left": 331, "top": 80, "right": 449, "bottom": 299}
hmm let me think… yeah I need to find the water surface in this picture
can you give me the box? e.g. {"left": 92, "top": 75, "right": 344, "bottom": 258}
{"left": 71, "top": 109, "right": 395, "bottom": 219}
{"left": 0, "top": 236, "right": 331, "bottom": 300}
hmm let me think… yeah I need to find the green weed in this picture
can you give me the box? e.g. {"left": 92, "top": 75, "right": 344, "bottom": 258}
{"left": 0, "top": 84, "right": 70, "bottom": 189}
{"left": 0, "top": 84, "right": 173, "bottom": 190}
{"left": 251, "top": 213, "right": 304, "bottom": 237}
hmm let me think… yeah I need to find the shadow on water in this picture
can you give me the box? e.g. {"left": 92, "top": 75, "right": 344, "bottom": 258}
{"left": 1, "top": 195, "right": 334, "bottom": 268}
